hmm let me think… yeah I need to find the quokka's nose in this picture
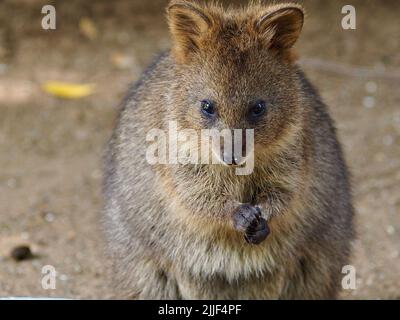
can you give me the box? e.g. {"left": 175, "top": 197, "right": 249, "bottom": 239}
{"left": 222, "top": 153, "right": 240, "bottom": 166}
{"left": 219, "top": 129, "right": 247, "bottom": 165}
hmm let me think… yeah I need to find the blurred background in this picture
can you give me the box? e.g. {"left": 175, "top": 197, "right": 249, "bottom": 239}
{"left": 0, "top": 0, "right": 399, "bottom": 299}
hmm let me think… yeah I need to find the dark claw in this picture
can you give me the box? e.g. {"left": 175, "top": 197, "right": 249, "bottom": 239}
{"left": 244, "top": 218, "right": 270, "bottom": 244}
{"left": 232, "top": 204, "right": 270, "bottom": 245}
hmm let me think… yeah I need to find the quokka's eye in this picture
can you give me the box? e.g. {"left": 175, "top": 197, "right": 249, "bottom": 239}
{"left": 201, "top": 100, "right": 216, "bottom": 117}
{"left": 249, "top": 100, "right": 267, "bottom": 119}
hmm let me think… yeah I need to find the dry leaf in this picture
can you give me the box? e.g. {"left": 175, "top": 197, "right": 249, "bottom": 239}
{"left": 43, "top": 82, "right": 94, "bottom": 99}
{"left": 79, "top": 17, "right": 98, "bottom": 40}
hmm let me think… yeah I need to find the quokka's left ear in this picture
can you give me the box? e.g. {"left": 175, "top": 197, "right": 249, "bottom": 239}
{"left": 167, "top": 0, "right": 214, "bottom": 63}
{"left": 255, "top": 4, "right": 304, "bottom": 50}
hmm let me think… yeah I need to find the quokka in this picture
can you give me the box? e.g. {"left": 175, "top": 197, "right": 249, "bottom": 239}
{"left": 103, "top": 0, "right": 355, "bottom": 299}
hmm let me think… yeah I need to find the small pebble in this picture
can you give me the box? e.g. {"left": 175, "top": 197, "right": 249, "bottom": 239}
{"left": 42, "top": 211, "right": 55, "bottom": 222}
{"left": 73, "top": 265, "right": 82, "bottom": 273}
{"left": 21, "top": 232, "right": 30, "bottom": 240}
{"left": 363, "top": 96, "right": 375, "bottom": 109}
{"left": 111, "top": 52, "right": 134, "bottom": 70}
{"left": 59, "top": 274, "right": 69, "bottom": 281}
{"left": 6, "top": 178, "right": 17, "bottom": 188}
{"left": 386, "top": 225, "right": 395, "bottom": 235}
{"left": 365, "top": 81, "right": 377, "bottom": 93}
{"left": 10, "top": 245, "right": 33, "bottom": 262}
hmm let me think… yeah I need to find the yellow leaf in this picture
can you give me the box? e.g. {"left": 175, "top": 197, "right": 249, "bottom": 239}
{"left": 79, "top": 18, "right": 98, "bottom": 40}
{"left": 42, "top": 82, "right": 95, "bottom": 99}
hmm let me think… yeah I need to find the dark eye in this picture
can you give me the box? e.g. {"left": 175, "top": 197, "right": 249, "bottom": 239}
{"left": 249, "top": 100, "right": 267, "bottom": 118}
{"left": 201, "top": 100, "right": 216, "bottom": 117}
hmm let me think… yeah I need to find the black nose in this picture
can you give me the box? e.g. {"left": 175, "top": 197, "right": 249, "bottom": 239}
{"left": 222, "top": 153, "right": 239, "bottom": 165}
{"left": 220, "top": 130, "right": 247, "bottom": 165}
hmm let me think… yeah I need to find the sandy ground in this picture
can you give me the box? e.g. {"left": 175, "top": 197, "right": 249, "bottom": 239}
{"left": 0, "top": 0, "right": 399, "bottom": 299}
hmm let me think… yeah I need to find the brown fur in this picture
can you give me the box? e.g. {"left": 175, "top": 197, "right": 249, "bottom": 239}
{"left": 102, "top": 0, "right": 354, "bottom": 299}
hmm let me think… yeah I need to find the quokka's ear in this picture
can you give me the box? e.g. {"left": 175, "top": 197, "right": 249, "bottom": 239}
{"left": 255, "top": 4, "right": 304, "bottom": 51}
{"left": 167, "top": 0, "right": 213, "bottom": 63}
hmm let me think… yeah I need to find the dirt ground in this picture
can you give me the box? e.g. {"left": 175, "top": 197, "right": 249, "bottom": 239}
{"left": 0, "top": 0, "right": 399, "bottom": 299}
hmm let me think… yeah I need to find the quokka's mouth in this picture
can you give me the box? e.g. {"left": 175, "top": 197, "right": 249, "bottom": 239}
{"left": 213, "top": 153, "right": 249, "bottom": 168}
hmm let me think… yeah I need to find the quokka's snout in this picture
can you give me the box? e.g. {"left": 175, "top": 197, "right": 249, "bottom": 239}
{"left": 216, "top": 131, "right": 251, "bottom": 166}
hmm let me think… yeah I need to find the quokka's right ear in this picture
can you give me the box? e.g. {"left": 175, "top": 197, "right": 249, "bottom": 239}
{"left": 255, "top": 4, "right": 304, "bottom": 51}
{"left": 167, "top": 0, "right": 213, "bottom": 63}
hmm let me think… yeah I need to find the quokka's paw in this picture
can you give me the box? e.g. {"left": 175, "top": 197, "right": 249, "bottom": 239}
{"left": 232, "top": 204, "right": 270, "bottom": 245}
